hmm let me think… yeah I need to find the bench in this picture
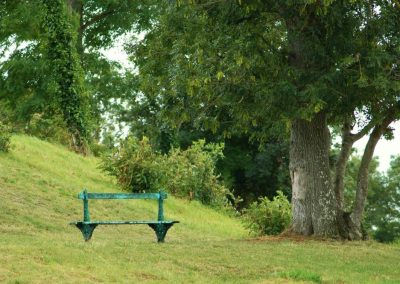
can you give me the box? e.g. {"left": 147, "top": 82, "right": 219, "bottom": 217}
{"left": 70, "top": 190, "right": 179, "bottom": 242}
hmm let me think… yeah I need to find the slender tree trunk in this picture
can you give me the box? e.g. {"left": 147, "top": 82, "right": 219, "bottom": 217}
{"left": 333, "top": 122, "right": 356, "bottom": 239}
{"left": 290, "top": 112, "right": 339, "bottom": 237}
{"left": 350, "top": 115, "right": 395, "bottom": 237}
{"left": 334, "top": 122, "right": 354, "bottom": 209}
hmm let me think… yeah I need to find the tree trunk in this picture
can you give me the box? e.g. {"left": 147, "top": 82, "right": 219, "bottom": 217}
{"left": 43, "top": 0, "right": 88, "bottom": 155}
{"left": 290, "top": 112, "right": 339, "bottom": 237}
{"left": 66, "top": 0, "right": 84, "bottom": 55}
{"left": 350, "top": 115, "right": 395, "bottom": 238}
{"left": 333, "top": 122, "right": 354, "bottom": 209}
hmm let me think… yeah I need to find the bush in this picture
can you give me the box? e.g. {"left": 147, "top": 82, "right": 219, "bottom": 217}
{"left": 0, "top": 121, "right": 12, "bottom": 152}
{"left": 26, "top": 114, "right": 70, "bottom": 146}
{"left": 243, "top": 191, "right": 291, "bottom": 236}
{"left": 100, "top": 136, "right": 162, "bottom": 192}
{"left": 100, "top": 136, "right": 232, "bottom": 208}
{"left": 161, "top": 140, "right": 231, "bottom": 207}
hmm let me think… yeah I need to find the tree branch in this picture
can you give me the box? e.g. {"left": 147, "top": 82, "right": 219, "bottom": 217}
{"left": 80, "top": 9, "right": 116, "bottom": 31}
{"left": 351, "top": 118, "right": 378, "bottom": 141}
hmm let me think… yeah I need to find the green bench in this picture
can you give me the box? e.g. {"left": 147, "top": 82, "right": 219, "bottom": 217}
{"left": 70, "top": 190, "right": 179, "bottom": 242}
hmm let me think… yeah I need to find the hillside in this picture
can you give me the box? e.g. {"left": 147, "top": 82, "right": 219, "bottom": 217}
{"left": 0, "top": 135, "right": 400, "bottom": 283}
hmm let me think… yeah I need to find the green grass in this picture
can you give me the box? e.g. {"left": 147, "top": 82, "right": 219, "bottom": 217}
{"left": 1, "top": 135, "right": 400, "bottom": 283}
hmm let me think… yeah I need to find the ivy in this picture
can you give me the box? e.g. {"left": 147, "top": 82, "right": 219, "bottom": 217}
{"left": 42, "top": 0, "right": 89, "bottom": 153}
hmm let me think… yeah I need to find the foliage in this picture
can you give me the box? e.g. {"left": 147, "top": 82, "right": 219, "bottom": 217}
{"left": 0, "top": 120, "right": 11, "bottom": 152}
{"left": 344, "top": 154, "right": 400, "bottom": 242}
{"left": 365, "top": 156, "right": 400, "bottom": 243}
{"left": 89, "top": 131, "right": 116, "bottom": 157}
{"left": 243, "top": 191, "right": 291, "bottom": 236}
{"left": 0, "top": 0, "right": 156, "bottom": 149}
{"left": 100, "top": 136, "right": 161, "bottom": 192}
{"left": 161, "top": 140, "right": 231, "bottom": 207}
{"left": 124, "top": 108, "right": 291, "bottom": 208}
{"left": 218, "top": 137, "right": 291, "bottom": 208}
{"left": 129, "top": 1, "right": 400, "bottom": 140}
{"left": 25, "top": 113, "right": 70, "bottom": 146}
{"left": 42, "top": 0, "right": 90, "bottom": 152}
{"left": 101, "top": 136, "right": 232, "bottom": 207}
{"left": 122, "top": 83, "right": 291, "bottom": 208}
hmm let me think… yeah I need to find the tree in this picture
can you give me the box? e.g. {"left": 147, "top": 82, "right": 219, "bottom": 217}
{"left": 122, "top": 89, "right": 291, "bottom": 208}
{"left": 129, "top": 0, "right": 400, "bottom": 238}
{"left": 0, "top": 0, "right": 154, "bottom": 149}
{"left": 41, "top": 0, "right": 90, "bottom": 153}
{"left": 343, "top": 155, "right": 400, "bottom": 242}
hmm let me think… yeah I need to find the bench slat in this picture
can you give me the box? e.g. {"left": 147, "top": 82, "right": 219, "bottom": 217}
{"left": 78, "top": 192, "right": 166, "bottom": 200}
{"left": 71, "top": 220, "right": 179, "bottom": 225}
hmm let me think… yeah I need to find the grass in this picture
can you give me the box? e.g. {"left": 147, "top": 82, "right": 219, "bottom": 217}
{"left": 0, "top": 135, "right": 399, "bottom": 283}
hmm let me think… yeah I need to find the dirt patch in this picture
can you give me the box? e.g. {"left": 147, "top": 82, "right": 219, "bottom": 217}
{"left": 245, "top": 232, "right": 341, "bottom": 243}
{"left": 136, "top": 272, "right": 164, "bottom": 281}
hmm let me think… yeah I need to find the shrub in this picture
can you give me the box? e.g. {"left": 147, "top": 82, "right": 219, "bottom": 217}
{"left": 100, "top": 137, "right": 232, "bottom": 208}
{"left": 90, "top": 131, "right": 116, "bottom": 157}
{"left": 100, "top": 136, "right": 162, "bottom": 192}
{"left": 243, "top": 191, "right": 291, "bottom": 236}
{"left": 26, "top": 114, "right": 70, "bottom": 146}
{"left": 0, "top": 121, "right": 12, "bottom": 152}
{"left": 160, "top": 140, "right": 231, "bottom": 207}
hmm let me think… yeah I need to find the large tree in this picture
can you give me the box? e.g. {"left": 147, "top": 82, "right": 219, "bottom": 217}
{"left": 129, "top": 0, "right": 400, "bottom": 238}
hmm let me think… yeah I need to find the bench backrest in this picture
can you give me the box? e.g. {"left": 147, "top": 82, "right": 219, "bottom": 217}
{"left": 77, "top": 190, "right": 167, "bottom": 223}
{"left": 77, "top": 191, "right": 167, "bottom": 200}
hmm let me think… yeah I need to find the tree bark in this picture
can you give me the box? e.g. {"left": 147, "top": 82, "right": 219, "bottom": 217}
{"left": 333, "top": 114, "right": 386, "bottom": 239}
{"left": 350, "top": 115, "right": 395, "bottom": 237}
{"left": 333, "top": 121, "right": 354, "bottom": 209}
{"left": 290, "top": 112, "right": 339, "bottom": 237}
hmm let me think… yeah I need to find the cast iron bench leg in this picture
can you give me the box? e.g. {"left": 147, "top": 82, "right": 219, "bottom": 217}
{"left": 148, "top": 223, "right": 174, "bottom": 242}
{"left": 75, "top": 223, "right": 98, "bottom": 241}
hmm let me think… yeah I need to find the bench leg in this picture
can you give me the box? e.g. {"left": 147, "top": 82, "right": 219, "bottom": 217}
{"left": 75, "top": 223, "right": 98, "bottom": 241}
{"left": 148, "top": 223, "right": 174, "bottom": 243}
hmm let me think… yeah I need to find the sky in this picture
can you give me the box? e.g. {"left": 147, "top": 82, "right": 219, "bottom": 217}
{"left": 354, "top": 122, "right": 400, "bottom": 172}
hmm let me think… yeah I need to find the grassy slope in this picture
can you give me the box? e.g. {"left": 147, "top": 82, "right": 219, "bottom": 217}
{"left": 0, "top": 135, "right": 399, "bottom": 283}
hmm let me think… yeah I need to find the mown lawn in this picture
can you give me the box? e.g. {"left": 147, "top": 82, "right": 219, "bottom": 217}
{"left": 0, "top": 136, "right": 399, "bottom": 283}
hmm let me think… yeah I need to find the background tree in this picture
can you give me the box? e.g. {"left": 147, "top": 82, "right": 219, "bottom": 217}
{"left": 42, "top": 0, "right": 90, "bottom": 153}
{"left": 0, "top": 0, "right": 155, "bottom": 149}
{"left": 343, "top": 155, "right": 400, "bottom": 242}
{"left": 123, "top": 89, "right": 291, "bottom": 208}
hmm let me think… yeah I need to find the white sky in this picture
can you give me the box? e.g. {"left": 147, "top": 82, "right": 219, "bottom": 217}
{"left": 354, "top": 121, "right": 400, "bottom": 172}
